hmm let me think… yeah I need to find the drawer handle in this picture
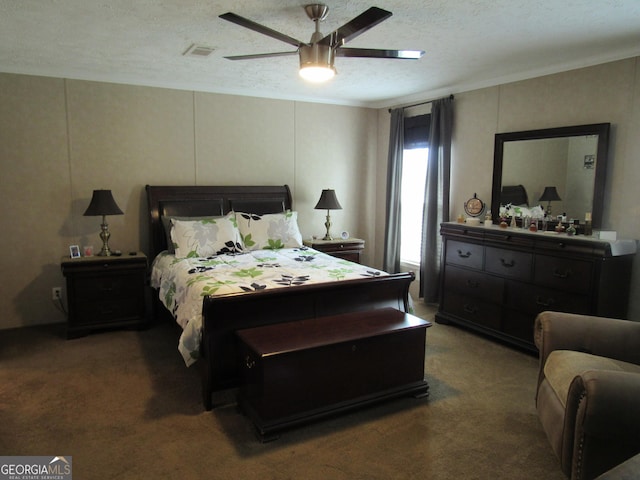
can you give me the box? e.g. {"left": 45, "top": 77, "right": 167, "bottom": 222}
{"left": 457, "top": 249, "right": 472, "bottom": 258}
{"left": 463, "top": 303, "right": 478, "bottom": 314}
{"left": 500, "top": 258, "right": 515, "bottom": 268}
{"left": 553, "top": 269, "right": 571, "bottom": 279}
{"left": 466, "top": 279, "right": 479, "bottom": 288}
{"left": 245, "top": 355, "right": 255, "bottom": 369}
{"left": 536, "top": 296, "right": 555, "bottom": 307}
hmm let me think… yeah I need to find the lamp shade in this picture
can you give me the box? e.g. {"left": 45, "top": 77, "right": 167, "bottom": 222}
{"left": 539, "top": 186, "right": 562, "bottom": 202}
{"left": 314, "top": 189, "right": 342, "bottom": 210}
{"left": 83, "top": 190, "right": 124, "bottom": 216}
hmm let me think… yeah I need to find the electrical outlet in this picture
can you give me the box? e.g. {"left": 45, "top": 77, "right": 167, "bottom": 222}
{"left": 52, "top": 287, "right": 62, "bottom": 301}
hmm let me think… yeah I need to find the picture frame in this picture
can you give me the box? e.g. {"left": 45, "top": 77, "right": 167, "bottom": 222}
{"left": 69, "top": 245, "right": 81, "bottom": 258}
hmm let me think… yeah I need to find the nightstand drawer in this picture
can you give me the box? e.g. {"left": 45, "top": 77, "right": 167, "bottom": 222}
{"left": 74, "top": 297, "right": 145, "bottom": 326}
{"left": 73, "top": 272, "right": 143, "bottom": 301}
{"left": 303, "top": 238, "right": 365, "bottom": 264}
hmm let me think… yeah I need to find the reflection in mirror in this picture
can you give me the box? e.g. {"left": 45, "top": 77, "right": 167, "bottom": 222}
{"left": 491, "top": 123, "right": 610, "bottom": 230}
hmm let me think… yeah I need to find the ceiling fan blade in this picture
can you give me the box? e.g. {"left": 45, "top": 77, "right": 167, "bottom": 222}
{"left": 219, "top": 12, "right": 304, "bottom": 48}
{"left": 319, "top": 7, "right": 392, "bottom": 47}
{"left": 336, "top": 48, "right": 425, "bottom": 60}
{"left": 224, "top": 51, "right": 298, "bottom": 61}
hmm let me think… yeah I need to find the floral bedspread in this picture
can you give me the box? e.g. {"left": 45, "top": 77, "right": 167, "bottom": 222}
{"left": 150, "top": 247, "right": 387, "bottom": 366}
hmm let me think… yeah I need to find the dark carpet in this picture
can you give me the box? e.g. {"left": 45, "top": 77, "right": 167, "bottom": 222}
{"left": 0, "top": 303, "right": 564, "bottom": 479}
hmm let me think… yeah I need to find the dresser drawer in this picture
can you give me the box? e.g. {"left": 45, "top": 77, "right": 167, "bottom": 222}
{"left": 443, "top": 265, "right": 504, "bottom": 303}
{"left": 485, "top": 246, "right": 532, "bottom": 281}
{"left": 506, "top": 281, "right": 591, "bottom": 315}
{"left": 441, "top": 291, "right": 502, "bottom": 330}
{"left": 446, "top": 240, "right": 483, "bottom": 270}
{"left": 533, "top": 255, "right": 593, "bottom": 294}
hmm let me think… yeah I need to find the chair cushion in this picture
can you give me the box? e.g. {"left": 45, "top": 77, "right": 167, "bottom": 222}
{"left": 544, "top": 350, "right": 640, "bottom": 407}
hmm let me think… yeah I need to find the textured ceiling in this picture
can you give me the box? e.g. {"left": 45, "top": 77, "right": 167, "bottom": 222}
{"left": 1, "top": 0, "right": 640, "bottom": 107}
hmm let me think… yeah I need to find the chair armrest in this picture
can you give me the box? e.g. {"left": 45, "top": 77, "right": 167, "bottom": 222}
{"left": 534, "top": 311, "right": 640, "bottom": 368}
{"left": 566, "top": 370, "right": 640, "bottom": 441}
{"left": 564, "top": 370, "right": 640, "bottom": 478}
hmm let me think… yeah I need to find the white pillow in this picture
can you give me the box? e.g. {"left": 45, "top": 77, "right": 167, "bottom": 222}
{"left": 170, "top": 213, "right": 243, "bottom": 258}
{"left": 235, "top": 211, "right": 303, "bottom": 250}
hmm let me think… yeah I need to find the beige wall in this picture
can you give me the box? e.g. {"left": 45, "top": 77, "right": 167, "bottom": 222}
{"left": 3, "top": 55, "right": 640, "bottom": 330}
{"left": 0, "top": 73, "right": 378, "bottom": 329}
{"left": 376, "top": 56, "right": 640, "bottom": 318}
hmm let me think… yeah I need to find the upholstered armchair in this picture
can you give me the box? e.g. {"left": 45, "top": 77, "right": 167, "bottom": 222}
{"left": 534, "top": 311, "right": 640, "bottom": 480}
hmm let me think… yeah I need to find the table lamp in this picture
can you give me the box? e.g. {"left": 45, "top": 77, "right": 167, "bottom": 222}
{"left": 83, "top": 190, "right": 124, "bottom": 256}
{"left": 314, "top": 189, "right": 342, "bottom": 240}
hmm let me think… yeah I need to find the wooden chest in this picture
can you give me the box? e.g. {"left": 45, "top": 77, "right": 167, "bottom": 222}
{"left": 236, "top": 307, "right": 430, "bottom": 441}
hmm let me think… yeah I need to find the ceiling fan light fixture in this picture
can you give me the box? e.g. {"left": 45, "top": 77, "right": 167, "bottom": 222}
{"left": 299, "top": 65, "right": 336, "bottom": 82}
{"left": 299, "top": 43, "right": 336, "bottom": 83}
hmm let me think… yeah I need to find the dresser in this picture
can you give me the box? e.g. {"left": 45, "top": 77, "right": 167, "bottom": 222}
{"left": 436, "top": 222, "right": 636, "bottom": 351}
{"left": 61, "top": 252, "right": 148, "bottom": 338}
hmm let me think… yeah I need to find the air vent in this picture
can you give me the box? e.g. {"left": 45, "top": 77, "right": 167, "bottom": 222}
{"left": 183, "top": 44, "right": 215, "bottom": 57}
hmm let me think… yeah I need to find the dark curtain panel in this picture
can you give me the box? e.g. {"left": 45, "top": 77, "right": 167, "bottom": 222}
{"left": 420, "top": 96, "right": 454, "bottom": 302}
{"left": 383, "top": 108, "right": 404, "bottom": 273}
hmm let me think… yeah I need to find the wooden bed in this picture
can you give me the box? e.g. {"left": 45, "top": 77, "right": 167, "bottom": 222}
{"left": 145, "top": 185, "right": 415, "bottom": 410}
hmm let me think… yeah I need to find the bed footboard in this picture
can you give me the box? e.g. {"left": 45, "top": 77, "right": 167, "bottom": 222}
{"left": 200, "top": 271, "right": 415, "bottom": 410}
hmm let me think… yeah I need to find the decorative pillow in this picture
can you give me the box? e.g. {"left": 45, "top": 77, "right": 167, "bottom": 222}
{"left": 170, "top": 213, "right": 243, "bottom": 258}
{"left": 235, "top": 211, "right": 303, "bottom": 250}
{"left": 162, "top": 215, "right": 221, "bottom": 254}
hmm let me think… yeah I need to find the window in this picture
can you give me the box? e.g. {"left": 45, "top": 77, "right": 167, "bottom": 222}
{"left": 400, "top": 113, "right": 430, "bottom": 265}
{"left": 400, "top": 148, "right": 428, "bottom": 264}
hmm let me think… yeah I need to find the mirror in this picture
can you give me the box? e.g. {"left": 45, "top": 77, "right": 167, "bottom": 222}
{"left": 491, "top": 123, "right": 610, "bottom": 229}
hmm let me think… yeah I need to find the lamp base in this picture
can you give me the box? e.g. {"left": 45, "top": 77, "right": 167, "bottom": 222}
{"left": 98, "top": 220, "right": 113, "bottom": 256}
{"left": 323, "top": 212, "right": 333, "bottom": 241}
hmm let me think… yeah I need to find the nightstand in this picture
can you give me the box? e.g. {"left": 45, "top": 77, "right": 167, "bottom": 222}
{"left": 61, "top": 252, "right": 148, "bottom": 339}
{"left": 303, "top": 238, "right": 365, "bottom": 263}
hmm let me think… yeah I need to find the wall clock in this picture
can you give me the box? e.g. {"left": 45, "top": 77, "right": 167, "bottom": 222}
{"left": 464, "top": 193, "right": 485, "bottom": 217}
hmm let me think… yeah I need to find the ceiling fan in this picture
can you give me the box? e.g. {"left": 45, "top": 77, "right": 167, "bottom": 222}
{"left": 219, "top": 4, "right": 425, "bottom": 82}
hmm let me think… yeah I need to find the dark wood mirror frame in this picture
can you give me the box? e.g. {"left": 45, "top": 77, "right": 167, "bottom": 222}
{"left": 490, "top": 123, "right": 610, "bottom": 229}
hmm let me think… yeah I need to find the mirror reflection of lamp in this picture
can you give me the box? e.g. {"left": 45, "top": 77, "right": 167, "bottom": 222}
{"left": 539, "top": 186, "right": 561, "bottom": 217}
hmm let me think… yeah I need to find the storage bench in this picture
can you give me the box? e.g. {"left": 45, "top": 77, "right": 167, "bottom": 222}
{"left": 236, "top": 307, "right": 431, "bottom": 441}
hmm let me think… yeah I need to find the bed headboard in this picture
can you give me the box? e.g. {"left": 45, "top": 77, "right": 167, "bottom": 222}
{"left": 145, "top": 185, "right": 293, "bottom": 259}
{"left": 500, "top": 184, "right": 529, "bottom": 206}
